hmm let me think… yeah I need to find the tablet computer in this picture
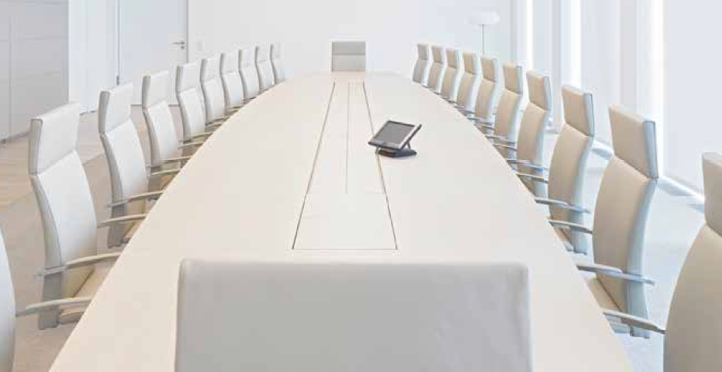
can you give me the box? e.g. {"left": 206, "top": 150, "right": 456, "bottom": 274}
{"left": 368, "top": 121, "right": 422, "bottom": 151}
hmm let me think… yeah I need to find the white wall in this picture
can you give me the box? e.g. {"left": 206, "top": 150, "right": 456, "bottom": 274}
{"left": 0, "top": 0, "right": 69, "bottom": 140}
{"left": 188, "top": 0, "right": 514, "bottom": 78}
{"left": 666, "top": 0, "right": 721, "bottom": 191}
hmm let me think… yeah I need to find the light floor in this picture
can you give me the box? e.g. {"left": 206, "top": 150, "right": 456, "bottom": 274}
{"left": 2, "top": 111, "right": 704, "bottom": 372}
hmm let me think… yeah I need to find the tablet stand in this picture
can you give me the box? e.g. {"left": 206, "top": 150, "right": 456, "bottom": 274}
{"left": 377, "top": 142, "right": 417, "bottom": 158}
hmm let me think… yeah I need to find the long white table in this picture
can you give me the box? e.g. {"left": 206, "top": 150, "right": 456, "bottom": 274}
{"left": 50, "top": 73, "right": 633, "bottom": 372}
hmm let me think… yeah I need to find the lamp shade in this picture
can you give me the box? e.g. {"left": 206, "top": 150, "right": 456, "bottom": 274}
{"left": 469, "top": 11, "right": 500, "bottom": 27}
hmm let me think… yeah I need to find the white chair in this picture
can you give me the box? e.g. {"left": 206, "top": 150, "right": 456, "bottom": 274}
{"left": 610, "top": 153, "right": 722, "bottom": 370}
{"left": 142, "top": 71, "right": 192, "bottom": 175}
{"left": 201, "top": 55, "right": 234, "bottom": 126}
{"left": 28, "top": 103, "right": 137, "bottom": 329}
{"left": 176, "top": 62, "right": 216, "bottom": 145}
{"left": 478, "top": 64, "right": 524, "bottom": 150}
{"left": 220, "top": 51, "right": 245, "bottom": 113}
{"left": 176, "top": 260, "right": 532, "bottom": 372}
{"left": 518, "top": 86, "right": 596, "bottom": 255}
{"left": 270, "top": 43, "right": 286, "bottom": 84}
{"left": 331, "top": 41, "right": 366, "bottom": 72}
{"left": 412, "top": 43, "right": 432, "bottom": 87}
{"left": 255, "top": 45, "right": 275, "bottom": 91}
{"left": 468, "top": 57, "right": 502, "bottom": 125}
{"left": 427, "top": 46, "right": 447, "bottom": 94}
{"left": 440, "top": 49, "right": 464, "bottom": 103}
{"left": 454, "top": 51, "right": 482, "bottom": 114}
{"left": 239, "top": 48, "right": 260, "bottom": 101}
{"left": 549, "top": 106, "right": 658, "bottom": 337}
{"left": 99, "top": 84, "right": 172, "bottom": 248}
{"left": 502, "top": 72, "right": 552, "bottom": 197}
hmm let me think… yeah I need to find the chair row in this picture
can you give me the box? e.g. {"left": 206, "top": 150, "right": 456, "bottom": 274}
{"left": 412, "top": 43, "right": 722, "bottom": 369}
{"left": 0, "top": 44, "right": 288, "bottom": 342}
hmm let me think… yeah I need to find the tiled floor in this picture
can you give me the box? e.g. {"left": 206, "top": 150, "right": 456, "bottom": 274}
{"left": 1, "top": 112, "right": 707, "bottom": 372}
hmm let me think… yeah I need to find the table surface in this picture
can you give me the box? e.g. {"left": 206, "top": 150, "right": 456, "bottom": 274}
{"left": 49, "top": 73, "right": 633, "bottom": 372}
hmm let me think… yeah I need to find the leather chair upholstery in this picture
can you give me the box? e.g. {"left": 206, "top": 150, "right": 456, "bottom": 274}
{"left": 511, "top": 72, "right": 552, "bottom": 195}
{"left": 440, "top": 49, "right": 464, "bottom": 103}
{"left": 472, "top": 57, "right": 501, "bottom": 124}
{"left": 662, "top": 153, "right": 722, "bottom": 371}
{"left": 412, "top": 44, "right": 432, "bottom": 86}
{"left": 239, "top": 48, "right": 261, "bottom": 100}
{"left": 255, "top": 45, "right": 275, "bottom": 91}
{"left": 331, "top": 41, "right": 366, "bottom": 72}
{"left": 586, "top": 106, "right": 659, "bottom": 337}
{"left": 0, "top": 232, "right": 14, "bottom": 372}
{"left": 547, "top": 87, "right": 596, "bottom": 255}
{"left": 99, "top": 84, "right": 149, "bottom": 248}
{"left": 456, "top": 51, "right": 482, "bottom": 114}
{"left": 220, "top": 51, "right": 245, "bottom": 111}
{"left": 201, "top": 55, "right": 230, "bottom": 124}
{"left": 427, "top": 46, "right": 447, "bottom": 94}
{"left": 176, "top": 260, "right": 532, "bottom": 372}
{"left": 142, "top": 71, "right": 183, "bottom": 170}
{"left": 270, "top": 43, "right": 286, "bottom": 84}
{"left": 176, "top": 62, "right": 211, "bottom": 142}
{"left": 28, "top": 104, "right": 114, "bottom": 329}
{"left": 486, "top": 64, "right": 524, "bottom": 147}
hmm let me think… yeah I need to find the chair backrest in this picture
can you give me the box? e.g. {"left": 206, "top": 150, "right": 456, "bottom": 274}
{"left": 440, "top": 49, "right": 465, "bottom": 102}
{"left": 593, "top": 106, "right": 659, "bottom": 327}
{"left": 220, "top": 51, "right": 245, "bottom": 111}
{"left": 516, "top": 72, "right": 552, "bottom": 195}
{"left": 456, "top": 51, "right": 482, "bottom": 113}
{"left": 256, "top": 45, "right": 275, "bottom": 91}
{"left": 270, "top": 43, "right": 286, "bottom": 84}
{"left": 29, "top": 103, "right": 98, "bottom": 329}
{"left": 0, "top": 233, "right": 15, "bottom": 372}
{"left": 331, "top": 41, "right": 366, "bottom": 72}
{"left": 142, "top": 71, "right": 180, "bottom": 169}
{"left": 547, "top": 86, "right": 596, "bottom": 255}
{"left": 201, "top": 55, "right": 227, "bottom": 123}
{"left": 427, "top": 46, "right": 447, "bottom": 94}
{"left": 412, "top": 43, "right": 432, "bottom": 86}
{"left": 176, "top": 62, "right": 207, "bottom": 141}
{"left": 239, "top": 48, "right": 260, "bottom": 100}
{"left": 176, "top": 260, "right": 532, "bottom": 372}
{"left": 664, "top": 153, "right": 722, "bottom": 372}
{"left": 474, "top": 57, "right": 502, "bottom": 122}
{"left": 492, "top": 64, "right": 524, "bottom": 142}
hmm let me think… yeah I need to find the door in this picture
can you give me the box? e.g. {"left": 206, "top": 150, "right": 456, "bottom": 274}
{"left": 118, "top": 0, "right": 187, "bottom": 104}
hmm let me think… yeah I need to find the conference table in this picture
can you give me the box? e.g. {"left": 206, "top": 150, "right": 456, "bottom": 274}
{"left": 50, "top": 72, "right": 633, "bottom": 371}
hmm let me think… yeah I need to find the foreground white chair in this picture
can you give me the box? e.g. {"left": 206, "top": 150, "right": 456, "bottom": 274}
{"left": 467, "top": 57, "right": 501, "bottom": 125}
{"left": 176, "top": 260, "right": 532, "bottom": 372}
{"left": 427, "top": 46, "right": 447, "bottom": 94}
{"left": 479, "top": 64, "right": 524, "bottom": 151}
{"left": 270, "top": 43, "right": 286, "bottom": 84}
{"left": 549, "top": 106, "right": 659, "bottom": 337}
{"left": 239, "top": 48, "right": 260, "bottom": 101}
{"left": 29, "top": 103, "right": 137, "bottom": 329}
{"left": 440, "top": 49, "right": 464, "bottom": 103}
{"left": 412, "top": 43, "right": 432, "bottom": 86}
{"left": 220, "top": 51, "right": 245, "bottom": 113}
{"left": 331, "top": 41, "right": 366, "bottom": 72}
{"left": 608, "top": 153, "right": 722, "bottom": 370}
{"left": 142, "top": 71, "right": 192, "bottom": 175}
{"left": 503, "top": 72, "right": 552, "bottom": 196}
{"left": 99, "top": 84, "right": 172, "bottom": 248}
{"left": 518, "top": 86, "right": 596, "bottom": 255}
{"left": 201, "top": 55, "right": 234, "bottom": 126}
{"left": 176, "top": 62, "right": 216, "bottom": 145}
{"left": 256, "top": 45, "right": 275, "bottom": 91}
{"left": 455, "top": 51, "right": 482, "bottom": 114}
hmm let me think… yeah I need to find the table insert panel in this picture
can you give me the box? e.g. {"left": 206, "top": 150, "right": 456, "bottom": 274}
{"left": 293, "top": 82, "right": 397, "bottom": 250}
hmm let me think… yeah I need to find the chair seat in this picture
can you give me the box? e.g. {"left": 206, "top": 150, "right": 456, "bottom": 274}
{"left": 58, "top": 261, "right": 113, "bottom": 324}
{"left": 580, "top": 271, "right": 620, "bottom": 313}
{"left": 120, "top": 220, "right": 143, "bottom": 246}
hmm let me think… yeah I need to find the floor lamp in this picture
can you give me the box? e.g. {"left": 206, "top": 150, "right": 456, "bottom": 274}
{"left": 469, "top": 11, "right": 500, "bottom": 56}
